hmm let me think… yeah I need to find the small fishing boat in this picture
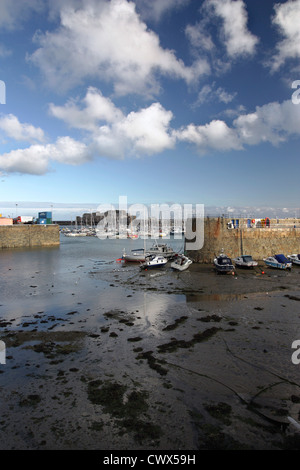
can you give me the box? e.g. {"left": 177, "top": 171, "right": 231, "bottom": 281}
{"left": 287, "top": 254, "right": 300, "bottom": 265}
{"left": 263, "top": 254, "right": 292, "bottom": 270}
{"left": 214, "top": 252, "right": 235, "bottom": 274}
{"left": 140, "top": 254, "right": 168, "bottom": 270}
{"left": 171, "top": 254, "right": 192, "bottom": 271}
{"left": 148, "top": 241, "right": 177, "bottom": 259}
{"left": 233, "top": 255, "right": 258, "bottom": 268}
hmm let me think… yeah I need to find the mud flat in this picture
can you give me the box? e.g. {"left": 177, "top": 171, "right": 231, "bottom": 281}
{"left": 1, "top": 262, "right": 300, "bottom": 450}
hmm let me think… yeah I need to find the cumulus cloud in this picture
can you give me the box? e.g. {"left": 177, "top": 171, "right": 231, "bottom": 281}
{"left": 2, "top": 92, "right": 300, "bottom": 175}
{"left": 29, "top": 0, "right": 209, "bottom": 96}
{"left": 0, "top": 114, "right": 45, "bottom": 143}
{"left": 175, "top": 119, "right": 242, "bottom": 153}
{"left": 175, "top": 99, "right": 300, "bottom": 153}
{"left": 234, "top": 99, "right": 300, "bottom": 145}
{"left": 50, "top": 87, "right": 175, "bottom": 158}
{"left": 270, "top": 0, "right": 300, "bottom": 71}
{"left": 204, "top": 0, "right": 258, "bottom": 57}
{"left": 49, "top": 87, "right": 123, "bottom": 132}
{"left": 0, "top": 137, "right": 90, "bottom": 175}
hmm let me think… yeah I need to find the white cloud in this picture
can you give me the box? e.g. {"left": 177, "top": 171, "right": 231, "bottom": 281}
{"left": 0, "top": 114, "right": 45, "bottom": 143}
{"left": 270, "top": 0, "right": 300, "bottom": 71}
{"left": 175, "top": 119, "right": 242, "bottom": 153}
{"left": 176, "top": 99, "right": 300, "bottom": 153}
{"left": 234, "top": 99, "right": 300, "bottom": 145}
{"left": 49, "top": 87, "right": 123, "bottom": 132}
{"left": 194, "top": 83, "right": 236, "bottom": 106}
{"left": 50, "top": 87, "right": 175, "bottom": 158}
{"left": 29, "top": 0, "right": 209, "bottom": 96}
{"left": 205, "top": 0, "right": 258, "bottom": 57}
{"left": 185, "top": 23, "right": 215, "bottom": 52}
{"left": 0, "top": 137, "right": 90, "bottom": 175}
{"left": 216, "top": 87, "right": 236, "bottom": 104}
{"left": 115, "top": 102, "right": 175, "bottom": 155}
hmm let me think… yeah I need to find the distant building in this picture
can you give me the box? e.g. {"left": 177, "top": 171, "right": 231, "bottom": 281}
{"left": 76, "top": 210, "right": 136, "bottom": 227}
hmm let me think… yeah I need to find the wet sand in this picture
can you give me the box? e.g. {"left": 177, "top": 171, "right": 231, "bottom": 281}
{"left": 1, "top": 261, "right": 300, "bottom": 450}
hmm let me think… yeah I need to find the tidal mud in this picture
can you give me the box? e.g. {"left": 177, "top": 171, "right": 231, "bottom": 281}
{"left": 1, "top": 262, "right": 300, "bottom": 450}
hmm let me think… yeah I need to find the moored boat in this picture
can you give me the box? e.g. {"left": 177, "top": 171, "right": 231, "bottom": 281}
{"left": 148, "top": 241, "right": 177, "bottom": 259}
{"left": 214, "top": 252, "right": 235, "bottom": 274}
{"left": 263, "top": 254, "right": 292, "bottom": 270}
{"left": 171, "top": 254, "right": 192, "bottom": 271}
{"left": 233, "top": 255, "right": 258, "bottom": 268}
{"left": 287, "top": 254, "right": 300, "bottom": 265}
{"left": 122, "top": 248, "right": 148, "bottom": 262}
{"left": 140, "top": 254, "right": 168, "bottom": 269}
{"left": 64, "top": 230, "right": 87, "bottom": 237}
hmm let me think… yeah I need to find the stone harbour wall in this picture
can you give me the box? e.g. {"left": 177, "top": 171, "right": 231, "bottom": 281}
{"left": 187, "top": 217, "right": 300, "bottom": 263}
{"left": 0, "top": 224, "right": 60, "bottom": 249}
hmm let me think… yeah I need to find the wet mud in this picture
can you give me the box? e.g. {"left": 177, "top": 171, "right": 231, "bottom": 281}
{"left": 1, "top": 261, "right": 300, "bottom": 450}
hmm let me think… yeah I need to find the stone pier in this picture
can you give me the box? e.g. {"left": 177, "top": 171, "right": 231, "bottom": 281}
{"left": 186, "top": 217, "right": 300, "bottom": 263}
{"left": 0, "top": 224, "right": 60, "bottom": 249}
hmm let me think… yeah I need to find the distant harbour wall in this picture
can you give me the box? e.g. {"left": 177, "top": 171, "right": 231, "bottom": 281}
{"left": 0, "top": 225, "right": 60, "bottom": 249}
{"left": 186, "top": 217, "right": 300, "bottom": 263}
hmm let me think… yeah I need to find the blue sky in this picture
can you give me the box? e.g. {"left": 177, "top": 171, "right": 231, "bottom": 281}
{"left": 0, "top": 0, "right": 300, "bottom": 219}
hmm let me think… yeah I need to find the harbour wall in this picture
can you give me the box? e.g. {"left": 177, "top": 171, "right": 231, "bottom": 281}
{"left": 186, "top": 217, "right": 300, "bottom": 263}
{"left": 0, "top": 224, "right": 60, "bottom": 249}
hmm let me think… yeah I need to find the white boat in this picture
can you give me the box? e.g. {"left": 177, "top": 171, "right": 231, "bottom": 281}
{"left": 64, "top": 230, "right": 87, "bottom": 237}
{"left": 171, "top": 254, "right": 192, "bottom": 271}
{"left": 140, "top": 254, "right": 168, "bottom": 270}
{"left": 287, "top": 254, "right": 300, "bottom": 265}
{"left": 148, "top": 241, "right": 176, "bottom": 259}
{"left": 214, "top": 252, "right": 235, "bottom": 273}
{"left": 263, "top": 254, "right": 292, "bottom": 270}
{"left": 233, "top": 255, "right": 258, "bottom": 268}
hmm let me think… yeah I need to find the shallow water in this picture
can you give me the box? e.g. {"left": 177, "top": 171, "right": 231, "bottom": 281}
{"left": 0, "top": 233, "right": 184, "bottom": 325}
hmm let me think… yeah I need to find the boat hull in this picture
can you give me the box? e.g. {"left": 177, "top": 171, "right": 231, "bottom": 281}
{"left": 171, "top": 256, "right": 192, "bottom": 271}
{"left": 140, "top": 255, "right": 168, "bottom": 269}
{"left": 264, "top": 261, "right": 292, "bottom": 270}
{"left": 288, "top": 255, "right": 300, "bottom": 265}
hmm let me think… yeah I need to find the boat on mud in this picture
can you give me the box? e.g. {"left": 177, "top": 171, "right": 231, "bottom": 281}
{"left": 263, "top": 254, "right": 292, "bottom": 270}
{"left": 233, "top": 255, "right": 258, "bottom": 268}
{"left": 214, "top": 252, "right": 235, "bottom": 274}
{"left": 147, "top": 242, "right": 176, "bottom": 259}
{"left": 171, "top": 254, "right": 192, "bottom": 271}
{"left": 287, "top": 254, "right": 300, "bottom": 265}
{"left": 140, "top": 254, "right": 168, "bottom": 270}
